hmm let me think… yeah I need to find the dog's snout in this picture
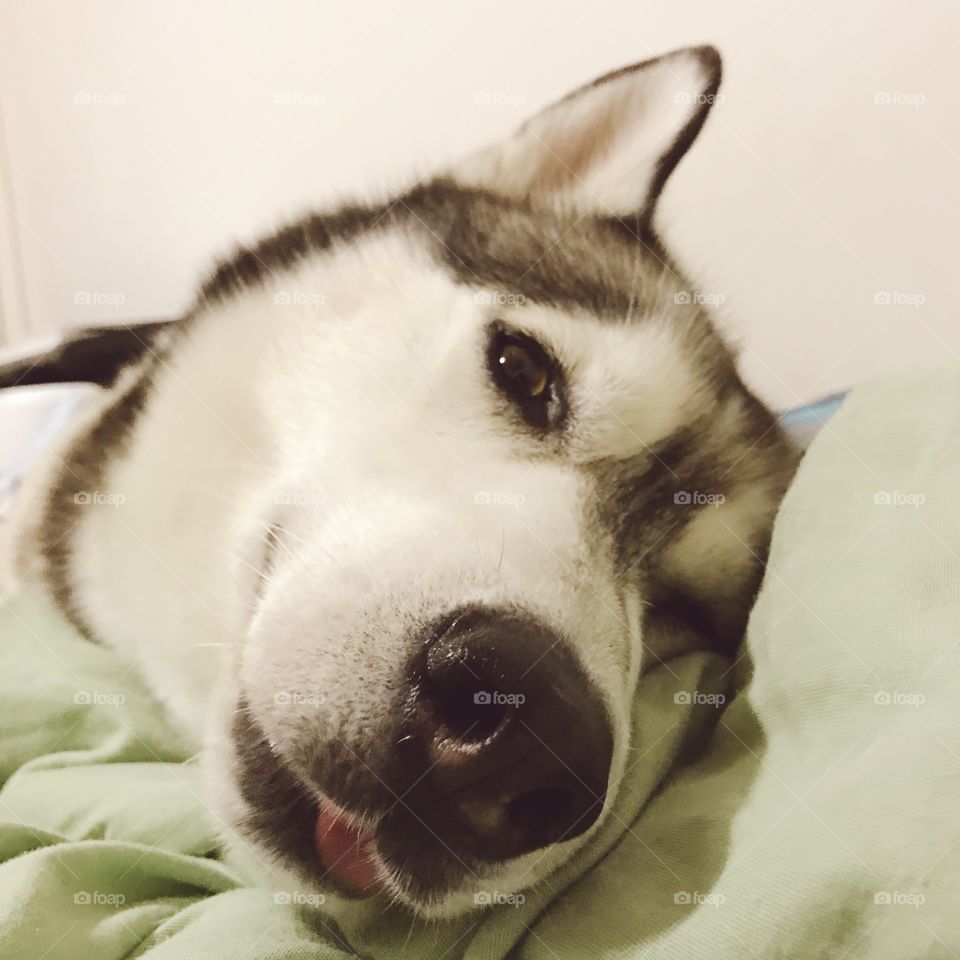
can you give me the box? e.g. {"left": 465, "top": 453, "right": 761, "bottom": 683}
{"left": 405, "top": 609, "right": 613, "bottom": 862}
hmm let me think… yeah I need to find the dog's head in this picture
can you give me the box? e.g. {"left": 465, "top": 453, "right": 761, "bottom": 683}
{"left": 200, "top": 46, "right": 795, "bottom": 917}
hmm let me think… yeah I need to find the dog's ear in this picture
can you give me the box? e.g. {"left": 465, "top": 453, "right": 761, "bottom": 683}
{"left": 450, "top": 46, "right": 721, "bottom": 224}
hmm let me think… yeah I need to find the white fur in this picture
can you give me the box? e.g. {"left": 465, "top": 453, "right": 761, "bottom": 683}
{"left": 8, "top": 46, "right": 741, "bottom": 918}
{"left": 12, "top": 229, "right": 692, "bottom": 913}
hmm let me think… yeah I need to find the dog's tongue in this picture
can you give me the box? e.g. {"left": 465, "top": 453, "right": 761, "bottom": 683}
{"left": 314, "top": 803, "right": 384, "bottom": 897}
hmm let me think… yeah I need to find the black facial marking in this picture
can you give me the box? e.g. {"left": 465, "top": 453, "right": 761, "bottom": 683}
{"left": 230, "top": 697, "right": 323, "bottom": 882}
{"left": 192, "top": 179, "right": 672, "bottom": 322}
{"left": 39, "top": 368, "right": 160, "bottom": 641}
{"left": 0, "top": 320, "right": 178, "bottom": 390}
{"left": 198, "top": 202, "right": 403, "bottom": 306}
{"left": 608, "top": 45, "right": 723, "bottom": 220}
{"left": 587, "top": 395, "right": 799, "bottom": 652}
{"left": 593, "top": 423, "right": 721, "bottom": 568}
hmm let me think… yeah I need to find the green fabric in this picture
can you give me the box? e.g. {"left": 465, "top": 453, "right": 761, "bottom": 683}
{"left": 2, "top": 365, "right": 959, "bottom": 959}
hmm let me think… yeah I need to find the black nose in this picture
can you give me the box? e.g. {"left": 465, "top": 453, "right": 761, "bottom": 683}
{"left": 402, "top": 608, "right": 614, "bottom": 863}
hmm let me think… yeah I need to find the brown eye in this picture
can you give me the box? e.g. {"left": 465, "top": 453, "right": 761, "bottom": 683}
{"left": 487, "top": 326, "right": 565, "bottom": 432}
{"left": 497, "top": 341, "right": 549, "bottom": 398}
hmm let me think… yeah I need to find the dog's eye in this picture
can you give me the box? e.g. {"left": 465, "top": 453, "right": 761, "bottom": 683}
{"left": 496, "top": 339, "right": 549, "bottom": 398}
{"left": 487, "top": 327, "right": 564, "bottom": 431}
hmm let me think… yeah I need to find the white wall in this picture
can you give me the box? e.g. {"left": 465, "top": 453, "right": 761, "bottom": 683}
{"left": 0, "top": 0, "right": 957, "bottom": 409}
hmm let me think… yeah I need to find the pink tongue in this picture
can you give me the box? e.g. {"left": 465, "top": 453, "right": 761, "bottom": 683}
{"left": 314, "top": 804, "right": 383, "bottom": 897}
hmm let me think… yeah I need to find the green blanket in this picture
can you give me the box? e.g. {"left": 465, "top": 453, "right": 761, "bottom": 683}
{"left": 2, "top": 365, "right": 959, "bottom": 959}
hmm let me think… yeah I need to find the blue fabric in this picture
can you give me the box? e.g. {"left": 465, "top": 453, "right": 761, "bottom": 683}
{"left": 778, "top": 391, "right": 848, "bottom": 446}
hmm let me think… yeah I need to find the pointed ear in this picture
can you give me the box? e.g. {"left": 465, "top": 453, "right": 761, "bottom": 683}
{"left": 450, "top": 46, "right": 721, "bottom": 224}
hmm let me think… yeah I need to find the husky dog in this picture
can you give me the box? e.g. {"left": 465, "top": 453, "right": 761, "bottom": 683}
{"left": 8, "top": 46, "right": 797, "bottom": 918}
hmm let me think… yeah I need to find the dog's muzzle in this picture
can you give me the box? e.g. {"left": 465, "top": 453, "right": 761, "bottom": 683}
{"left": 233, "top": 606, "right": 614, "bottom": 905}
